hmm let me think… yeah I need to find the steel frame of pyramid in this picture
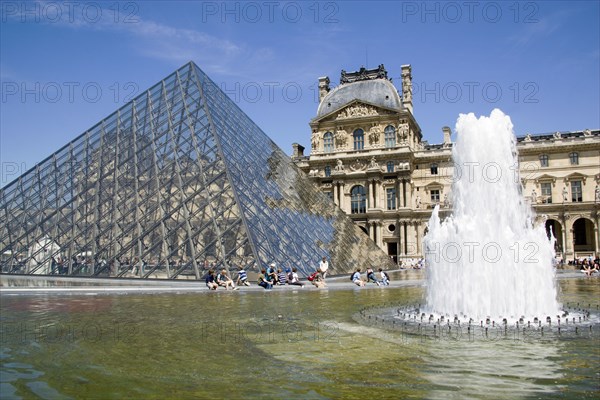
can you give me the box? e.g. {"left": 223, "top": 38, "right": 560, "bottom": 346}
{"left": 0, "top": 62, "right": 395, "bottom": 280}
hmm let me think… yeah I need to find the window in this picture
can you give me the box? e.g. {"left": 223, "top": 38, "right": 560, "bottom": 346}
{"left": 430, "top": 189, "right": 440, "bottom": 204}
{"left": 541, "top": 182, "right": 552, "bottom": 204}
{"left": 386, "top": 188, "right": 396, "bottom": 210}
{"left": 539, "top": 154, "right": 549, "bottom": 167}
{"left": 430, "top": 163, "right": 438, "bottom": 175}
{"left": 351, "top": 185, "right": 366, "bottom": 214}
{"left": 325, "top": 191, "right": 333, "bottom": 201}
{"left": 323, "top": 132, "right": 334, "bottom": 153}
{"left": 386, "top": 161, "right": 395, "bottom": 173}
{"left": 571, "top": 181, "right": 582, "bottom": 202}
{"left": 353, "top": 129, "right": 364, "bottom": 150}
{"left": 384, "top": 125, "right": 396, "bottom": 148}
{"left": 569, "top": 152, "right": 579, "bottom": 165}
{"left": 324, "top": 165, "right": 331, "bottom": 177}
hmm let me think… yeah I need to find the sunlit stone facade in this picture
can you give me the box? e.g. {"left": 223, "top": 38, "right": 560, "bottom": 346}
{"left": 294, "top": 64, "right": 600, "bottom": 264}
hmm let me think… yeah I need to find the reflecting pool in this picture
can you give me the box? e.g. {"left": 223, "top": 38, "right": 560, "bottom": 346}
{"left": 1, "top": 273, "right": 598, "bottom": 399}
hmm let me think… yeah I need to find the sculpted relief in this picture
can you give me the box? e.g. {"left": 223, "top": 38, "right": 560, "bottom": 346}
{"left": 336, "top": 104, "right": 379, "bottom": 120}
{"left": 368, "top": 124, "right": 382, "bottom": 145}
{"left": 335, "top": 129, "right": 348, "bottom": 149}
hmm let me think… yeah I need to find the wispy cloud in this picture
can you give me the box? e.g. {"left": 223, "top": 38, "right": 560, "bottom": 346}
{"left": 4, "top": 1, "right": 248, "bottom": 75}
{"left": 507, "top": 9, "right": 573, "bottom": 47}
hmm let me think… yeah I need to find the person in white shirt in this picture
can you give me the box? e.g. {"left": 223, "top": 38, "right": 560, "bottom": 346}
{"left": 352, "top": 268, "right": 365, "bottom": 287}
{"left": 319, "top": 257, "right": 329, "bottom": 278}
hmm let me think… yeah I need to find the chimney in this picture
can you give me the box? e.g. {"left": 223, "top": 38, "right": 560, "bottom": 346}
{"left": 401, "top": 65, "right": 413, "bottom": 114}
{"left": 318, "top": 76, "right": 330, "bottom": 102}
{"left": 292, "top": 143, "right": 305, "bottom": 158}
{"left": 442, "top": 126, "right": 452, "bottom": 146}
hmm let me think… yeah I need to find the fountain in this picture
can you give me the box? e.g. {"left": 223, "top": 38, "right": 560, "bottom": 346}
{"left": 423, "top": 109, "right": 560, "bottom": 321}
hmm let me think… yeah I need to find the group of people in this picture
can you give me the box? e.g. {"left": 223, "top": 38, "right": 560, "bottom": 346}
{"left": 258, "top": 263, "right": 305, "bottom": 289}
{"left": 205, "top": 268, "right": 240, "bottom": 290}
{"left": 351, "top": 267, "right": 390, "bottom": 287}
{"left": 579, "top": 258, "right": 600, "bottom": 276}
{"left": 205, "top": 257, "right": 394, "bottom": 290}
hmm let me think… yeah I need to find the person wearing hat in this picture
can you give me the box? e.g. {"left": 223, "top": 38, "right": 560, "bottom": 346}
{"left": 266, "top": 263, "right": 278, "bottom": 285}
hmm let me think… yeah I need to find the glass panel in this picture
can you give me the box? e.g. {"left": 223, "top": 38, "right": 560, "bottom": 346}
{"left": 384, "top": 125, "right": 396, "bottom": 148}
{"left": 571, "top": 181, "right": 582, "bottom": 202}
{"left": 386, "top": 188, "right": 396, "bottom": 210}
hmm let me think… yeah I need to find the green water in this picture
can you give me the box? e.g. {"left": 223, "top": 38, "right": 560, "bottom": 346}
{"left": 1, "top": 277, "right": 599, "bottom": 399}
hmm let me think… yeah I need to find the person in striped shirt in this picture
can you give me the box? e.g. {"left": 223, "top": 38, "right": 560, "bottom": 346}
{"left": 277, "top": 268, "right": 288, "bottom": 285}
{"left": 236, "top": 267, "right": 250, "bottom": 286}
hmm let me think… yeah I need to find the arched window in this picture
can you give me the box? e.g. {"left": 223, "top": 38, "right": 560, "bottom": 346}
{"left": 353, "top": 129, "right": 364, "bottom": 150}
{"left": 569, "top": 152, "right": 579, "bottom": 165}
{"left": 323, "top": 132, "right": 334, "bottom": 153}
{"left": 351, "top": 185, "right": 366, "bottom": 214}
{"left": 384, "top": 125, "right": 396, "bottom": 148}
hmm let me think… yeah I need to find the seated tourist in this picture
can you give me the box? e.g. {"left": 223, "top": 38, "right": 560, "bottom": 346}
{"left": 309, "top": 270, "right": 326, "bottom": 289}
{"left": 216, "top": 268, "right": 237, "bottom": 290}
{"left": 258, "top": 269, "right": 273, "bottom": 289}
{"left": 277, "top": 268, "right": 288, "bottom": 285}
{"left": 205, "top": 269, "right": 218, "bottom": 290}
{"left": 289, "top": 268, "right": 304, "bottom": 287}
{"left": 267, "top": 263, "right": 279, "bottom": 285}
{"left": 366, "top": 267, "right": 380, "bottom": 286}
{"left": 378, "top": 268, "right": 390, "bottom": 286}
{"left": 236, "top": 267, "right": 250, "bottom": 286}
{"left": 352, "top": 268, "right": 365, "bottom": 287}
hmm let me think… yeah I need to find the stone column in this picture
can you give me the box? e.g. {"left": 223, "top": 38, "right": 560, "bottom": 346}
{"left": 415, "top": 221, "right": 422, "bottom": 257}
{"left": 369, "top": 179, "right": 375, "bottom": 209}
{"left": 339, "top": 182, "right": 346, "bottom": 211}
{"left": 376, "top": 222, "right": 383, "bottom": 249}
{"left": 332, "top": 182, "right": 338, "bottom": 206}
{"left": 594, "top": 212, "right": 599, "bottom": 257}
{"left": 564, "top": 216, "right": 574, "bottom": 261}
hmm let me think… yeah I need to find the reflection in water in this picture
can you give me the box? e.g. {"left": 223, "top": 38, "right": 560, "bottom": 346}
{"left": 420, "top": 339, "right": 564, "bottom": 399}
{"left": 0, "top": 279, "right": 598, "bottom": 399}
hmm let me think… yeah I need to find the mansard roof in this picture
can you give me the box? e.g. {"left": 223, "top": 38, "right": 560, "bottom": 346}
{"left": 316, "top": 68, "right": 403, "bottom": 118}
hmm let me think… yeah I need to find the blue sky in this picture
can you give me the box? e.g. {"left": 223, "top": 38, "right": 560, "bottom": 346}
{"left": 1, "top": 1, "right": 599, "bottom": 186}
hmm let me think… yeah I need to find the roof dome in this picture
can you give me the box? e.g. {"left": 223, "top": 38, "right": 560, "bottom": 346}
{"left": 316, "top": 79, "right": 402, "bottom": 118}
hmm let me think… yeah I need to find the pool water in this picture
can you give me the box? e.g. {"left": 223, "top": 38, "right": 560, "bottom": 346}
{"left": 1, "top": 276, "right": 598, "bottom": 399}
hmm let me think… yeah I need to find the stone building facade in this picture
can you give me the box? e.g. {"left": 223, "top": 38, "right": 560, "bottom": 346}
{"left": 293, "top": 64, "right": 600, "bottom": 264}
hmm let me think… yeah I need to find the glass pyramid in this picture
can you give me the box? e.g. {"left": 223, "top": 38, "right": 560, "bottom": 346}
{"left": 0, "top": 62, "right": 394, "bottom": 280}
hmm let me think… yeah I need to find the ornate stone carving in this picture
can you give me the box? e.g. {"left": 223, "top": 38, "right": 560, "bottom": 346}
{"left": 349, "top": 158, "right": 366, "bottom": 172}
{"left": 583, "top": 129, "right": 592, "bottom": 137}
{"left": 397, "top": 123, "right": 409, "bottom": 143}
{"left": 524, "top": 134, "right": 532, "bottom": 142}
{"left": 334, "top": 159, "right": 345, "bottom": 172}
{"left": 368, "top": 156, "right": 380, "bottom": 170}
{"left": 311, "top": 133, "right": 320, "bottom": 150}
{"left": 553, "top": 131, "right": 562, "bottom": 139}
{"left": 368, "top": 124, "right": 382, "bottom": 145}
{"left": 336, "top": 104, "right": 378, "bottom": 120}
{"left": 334, "top": 129, "right": 347, "bottom": 149}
